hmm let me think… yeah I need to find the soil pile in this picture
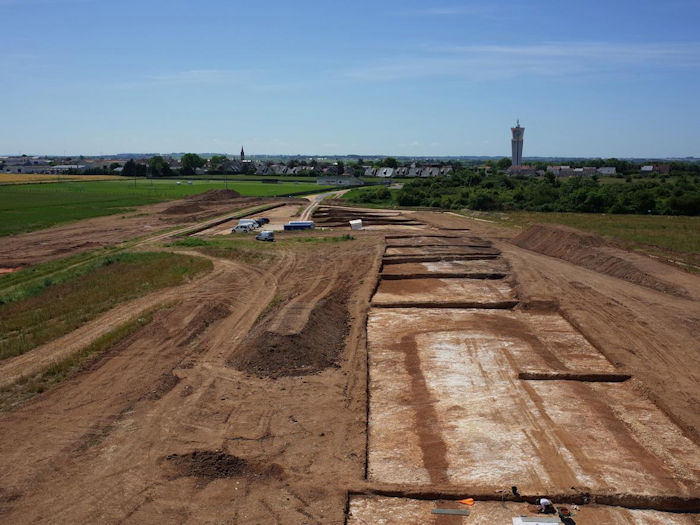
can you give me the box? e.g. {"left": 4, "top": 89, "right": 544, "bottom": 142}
{"left": 230, "top": 292, "right": 350, "bottom": 378}
{"left": 313, "top": 206, "right": 423, "bottom": 227}
{"left": 166, "top": 450, "right": 284, "bottom": 481}
{"left": 188, "top": 189, "right": 241, "bottom": 201}
{"left": 513, "top": 224, "right": 689, "bottom": 298}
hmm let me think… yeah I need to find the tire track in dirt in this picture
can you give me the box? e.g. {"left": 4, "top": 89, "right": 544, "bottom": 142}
{"left": 267, "top": 267, "right": 340, "bottom": 335}
{"left": 0, "top": 248, "right": 281, "bottom": 505}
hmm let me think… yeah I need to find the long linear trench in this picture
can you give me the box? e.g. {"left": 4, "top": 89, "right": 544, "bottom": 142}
{"left": 348, "top": 229, "right": 700, "bottom": 523}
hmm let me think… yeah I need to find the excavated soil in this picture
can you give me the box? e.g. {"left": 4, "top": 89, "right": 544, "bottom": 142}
{"left": 372, "top": 277, "right": 517, "bottom": 308}
{"left": 385, "top": 235, "right": 492, "bottom": 248}
{"left": 381, "top": 259, "right": 510, "bottom": 279}
{"left": 514, "top": 224, "right": 691, "bottom": 298}
{"left": 313, "top": 205, "right": 424, "bottom": 227}
{"left": 230, "top": 291, "right": 350, "bottom": 377}
{"left": 385, "top": 246, "right": 501, "bottom": 256}
{"left": 163, "top": 203, "right": 206, "bottom": 214}
{"left": 165, "top": 450, "right": 283, "bottom": 481}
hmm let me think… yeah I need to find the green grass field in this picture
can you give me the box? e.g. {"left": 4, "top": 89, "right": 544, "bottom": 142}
{"left": 0, "top": 179, "right": 332, "bottom": 237}
{"left": 461, "top": 210, "right": 700, "bottom": 269}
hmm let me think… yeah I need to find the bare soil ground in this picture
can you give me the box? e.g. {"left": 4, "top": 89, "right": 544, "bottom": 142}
{"left": 0, "top": 203, "right": 698, "bottom": 523}
{"left": 0, "top": 231, "right": 382, "bottom": 523}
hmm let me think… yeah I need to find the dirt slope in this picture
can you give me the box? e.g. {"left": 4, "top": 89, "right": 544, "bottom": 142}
{"left": 513, "top": 223, "right": 694, "bottom": 299}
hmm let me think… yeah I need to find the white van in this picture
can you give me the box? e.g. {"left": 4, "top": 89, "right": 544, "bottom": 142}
{"left": 232, "top": 223, "right": 252, "bottom": 233}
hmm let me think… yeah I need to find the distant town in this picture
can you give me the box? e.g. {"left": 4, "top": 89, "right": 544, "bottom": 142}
{"left": 1, "top": 151, "right": 696, "bottom": 181}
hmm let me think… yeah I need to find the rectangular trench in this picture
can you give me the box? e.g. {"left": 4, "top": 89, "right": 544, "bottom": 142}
{"left": 365, "top": 307, "right": 700, "bottom": 495}
{"left": 347, "top": 496, "right": 700, "bottom": 524}
{"left": 359, "top": 234, "right": 700, "bottom": 522}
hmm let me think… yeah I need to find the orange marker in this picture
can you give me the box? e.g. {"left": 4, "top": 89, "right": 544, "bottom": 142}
{"left": 458, "top": 498, "right": 475, "bottom": 506}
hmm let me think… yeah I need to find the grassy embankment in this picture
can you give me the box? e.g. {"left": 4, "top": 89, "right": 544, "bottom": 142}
{"left": 0, "top": 251, "right": 212, "bottom": 361}
{"left": 461, "top": 210, "right": 700, "bottom": 270}
{"left": 0, "top": 304, "right": 164, "bottom": 412}
{"left": 0, "top": 179, "right": 333, "bottom": 237}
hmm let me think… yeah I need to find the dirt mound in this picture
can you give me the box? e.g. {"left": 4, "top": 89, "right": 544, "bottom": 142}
{"left": 163, "top": 203, "right": 205, "bottom": 215}
{"left": 165, "top": 450, "right": 284, "bottom": 480}
{"left": 230, "top": 292, "right": 349, "bottom": 378}
{"left": 188, "top": 189, "right": 242, "bottom": 202}
{"left": 513, "top": 224, "right": 689, "bottom": 298}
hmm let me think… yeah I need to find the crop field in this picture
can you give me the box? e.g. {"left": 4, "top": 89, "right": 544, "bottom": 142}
{"left": 461, "top": 210, "right": 700, "bottom": 269}
{"left": 0, "top": 179, "right": 332, "bottom": 236}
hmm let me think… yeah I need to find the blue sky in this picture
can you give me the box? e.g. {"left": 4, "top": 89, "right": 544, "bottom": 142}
{"left": 1, "top": 0, "right": 699, "bottom": 157}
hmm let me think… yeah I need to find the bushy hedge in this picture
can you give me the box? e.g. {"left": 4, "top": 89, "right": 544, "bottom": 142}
{"left": 387, "top": 171, "right": 700, "bottom": 215}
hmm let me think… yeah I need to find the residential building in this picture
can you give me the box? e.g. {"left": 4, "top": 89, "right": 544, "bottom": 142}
{"left": 508, "top": 165, "right": 536, "bottom": 176}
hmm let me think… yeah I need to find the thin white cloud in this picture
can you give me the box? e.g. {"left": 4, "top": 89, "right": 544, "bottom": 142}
{"left": 148, "top": 69, "right": 255, "bottom": 84}
{"left": 341, "top": 41, "right": 700, "bottom": 82}
{"left": 114, "top": 69, "right": 260, "bottom": 89}
{"left": 114, "top": 68, "right": 309, "bottom": 91}
{"left": 0, "top": 0, "right": 92, "bottom": 5}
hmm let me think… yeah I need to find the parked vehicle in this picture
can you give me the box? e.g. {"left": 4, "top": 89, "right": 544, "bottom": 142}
{"left": 283, "top": 221, "right": 315, "bottom": 231}
{"left": 255, "top": 230, "right": 275, "bottom": 242}
{"left": 255, "top": 217, "right": 270, "bottom": 225}
{"left": 237, "top": 219, "right": 261, "bottom": 230}
{"left": 232, "top": 224, "right": 252, "bottom": 233}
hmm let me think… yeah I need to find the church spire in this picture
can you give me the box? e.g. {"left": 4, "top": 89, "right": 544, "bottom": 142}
{"left": 240, "top": 146, "right": 245, "bottom": 161}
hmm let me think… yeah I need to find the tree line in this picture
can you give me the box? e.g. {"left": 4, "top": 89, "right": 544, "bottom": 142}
{"left": 348, "top": 170, "right": 700, "bottom": 216}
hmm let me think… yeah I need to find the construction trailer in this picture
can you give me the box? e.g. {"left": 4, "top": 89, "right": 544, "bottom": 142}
{"left": 284, "top": 221, "right": 315, "bottom": 231}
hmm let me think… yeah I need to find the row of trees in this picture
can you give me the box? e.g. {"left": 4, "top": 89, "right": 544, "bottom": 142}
{"left": 119, "top": 154, "right": 700, "bottom": 180}
{"left": 122, "top": 153, "right": 207, "bottom": 177}
{"left": 347, "top": 170, "right": 700, "bottom": 215}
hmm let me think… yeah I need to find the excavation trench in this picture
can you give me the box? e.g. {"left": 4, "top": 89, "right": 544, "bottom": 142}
{"left": 382, "top": 255, "right": 500, "bottom": 264}
{"left": 380, "top": 272, "right": 507, "bottom": 280}
{"left": 345, "top": 490, "right": 700, "bottom": 514}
